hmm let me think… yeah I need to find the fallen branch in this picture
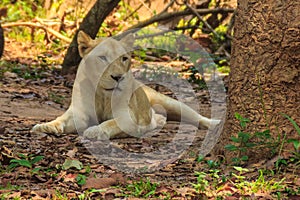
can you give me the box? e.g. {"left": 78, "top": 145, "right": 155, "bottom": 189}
{"left": 2, "top": 22, "right": 71, "bottom": 43}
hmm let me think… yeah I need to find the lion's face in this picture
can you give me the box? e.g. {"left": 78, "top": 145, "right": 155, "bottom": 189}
{"left": 79, "top": 32, "right": 134, "bottom": 91}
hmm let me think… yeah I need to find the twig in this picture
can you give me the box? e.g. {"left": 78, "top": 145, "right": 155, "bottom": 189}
{"left": 2, "top": 21, "right": 72, "bottom": 43}
{"left": 124, "top": 3, "right": 143, "bottom": 21}
{"left": 184, "top": 1, "right": 220, "bottom": 38}
{"left": 137, "top": 0, "right": 153, "bottom": 14}
{"left": 126, "top": 8, "right": 234, "bottom": 31}
{"left": 134, "top": 25, "right": 202, "bottom": 40}
{"left": 161, "top": 0, "right": 176, "bottom": 13}
{"left": 215, "top": 43, "right": 231, "bottom": 59}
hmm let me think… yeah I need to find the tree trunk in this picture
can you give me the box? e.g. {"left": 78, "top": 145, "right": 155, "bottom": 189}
{"left": 214, "top": 0, "right": 300, "bottom": 163}
{"left": 0, "top": 24, "right": 4, "bottom": 58}
{"left": 61, "top": 0, "right": 120, "bottom": 74}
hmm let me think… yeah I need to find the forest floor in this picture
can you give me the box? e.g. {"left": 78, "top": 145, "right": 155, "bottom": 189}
{"left": 0, "top": 39, "right": 299, "bottom": 200}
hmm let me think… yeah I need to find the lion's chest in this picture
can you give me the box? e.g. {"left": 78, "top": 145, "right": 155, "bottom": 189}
{"left": 95, "top": 94, "right": 113, "bottom": 122}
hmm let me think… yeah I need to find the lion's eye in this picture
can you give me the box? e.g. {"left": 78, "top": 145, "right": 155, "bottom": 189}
{"left": 99, "top": 56, "right": 107, "bottom": 62}
{"left": 122, "top": 56, "right": 129, "bottom": 62}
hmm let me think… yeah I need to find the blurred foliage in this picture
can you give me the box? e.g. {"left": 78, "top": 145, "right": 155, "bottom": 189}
{"left": 0, "top": 0, "right": 45, "bottom": 21}
{"left": 0, "top": 0, "right": 233, "bottom": 77}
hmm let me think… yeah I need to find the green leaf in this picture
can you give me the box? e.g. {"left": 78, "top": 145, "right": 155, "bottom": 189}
{"left": 31, "top": 156, "right": 44, "bottom": 165}
{"left": 197, "top": 155, "right": 205, "bottom": 163}
{"left": 240, "top": 121, "right": 247, "bottom": 128}
{"left": 145, "top": 190, "right": 155, "bottom": 198}
{"left": 89, "top": 189, "right": 105, "bottom": 193}
{"left": 238, "top": 132, "right": 251, "bottom": 142}
{"left": 255, "top": 130, "right": 271, "bottom": 139}
{"left": 235, "top": 113, "right": 250, "bottom": 128}
{"left": 232, "top": 157, "right": 240, "bottom": 164}
{"left": 10, "top": 159, "right": 32, "bottom": 168}
{"left": 8, "top": 163, "right": 19, "bottom": 170}
{"left": 31, "top": 167, "right": 42, "bottom": 174}
{"left": 233, "top": 166, "right": 249, "bottom": 172}
{"left": 76, "top": 174, "right": 87, "bottom": 185}
{"left": 230, "top": 136, "right": 241, "bottom": 143}
{"left": 241, "top": 155, "right": 249, "bottom": 161}
{"left": 282, "top": 113, "right": 300, "bottom": 135}
{"left": 287, "top": 139, "right": 300, "bottom": 150}
{"left": 245, "top": 142, "right": 256, "bottom": 148}
{"left": 240, "top": 147, "right": 247, "bottom": 152}
{"left": 62, "top": 159, "right": 83, "bottom": 170}
{"left": 18, "top": 154, "right": 27, "bottom": 159}
{"left": 225, "top": 144, "right": 238, "bottom": 151}
{"left": 234, "top": 112, "right": 242, "bottom": 120}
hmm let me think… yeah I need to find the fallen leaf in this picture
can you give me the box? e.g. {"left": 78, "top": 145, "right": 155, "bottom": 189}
{"left": 62, "top": 159, "right": 83, "bottom": 170}
{"left": 66, "top": 147, "right": 78, "bottom": 158}
{"left": 176, "top": 187, "right": 196, "bottom": 197}
{"left": 7, "top": 191, "right": 21, "bottom": 199}
{"left": 102, "top": 188, "right": 121, "bottom": 200}
{"left": 82, "top": 175, "right": 123, "bottom": 190}
{"left": 64, "top": 173, "right": 78, "bottom": 182}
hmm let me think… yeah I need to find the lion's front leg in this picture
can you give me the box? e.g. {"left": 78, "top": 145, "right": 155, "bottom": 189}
{"left": 83, "top": 119, "right": 124, "bottom": 140}
{"left": 32, "top": 108, "right": 76, "bottom": 134}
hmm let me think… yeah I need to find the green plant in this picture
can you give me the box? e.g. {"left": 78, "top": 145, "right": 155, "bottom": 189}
{"left": 192, "top": 172, "right": 209, "bottom": 193}
{"left": 211, "top": 24, "right": 228, "bottom": 44}
{"left": 275, "top": 158, "right": 288, "bottom": 172}
{"left": 230, "top": 167, "right": 286, "bottom": 195}
{"left": 0, "top": 192, "right": 20, "bottom": 200}
{"left": 231, "top": 166, "right": 249, "bottom": 185}
{"left": 78, "top": 189, "right": 105, "bottom": 200}
{"left": 53, "top": 190, "right": 69, "bottom": 200}
{"left": 282, "top": 113, "right": 300, "bottom": 160}
{"left": 124, "top": 178, "right": 158, "bottom": 198}
{"left": 76, "top": 174, "right": 87, "bottom": 186}
{"left": 0, "top": 182, "right": 22, "bottom": 191}
{"left": 225, "top": 113, "right": 277, "bottom": 165}
{"left": 48, "top": 91, "right": 65, "bottom": 105}
{"left": 282, "top": 114, "right": 300, "bottom": 135}
{"left": 9, "top": 154, "right": 44, "bottom": 174}
{"left": 1, "top": 0, "right": 45, "bottom": 22}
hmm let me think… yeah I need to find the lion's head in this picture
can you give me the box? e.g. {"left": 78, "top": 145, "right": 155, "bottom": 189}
{"left": 78, "top": 31, "right": 135, "bottom": 91}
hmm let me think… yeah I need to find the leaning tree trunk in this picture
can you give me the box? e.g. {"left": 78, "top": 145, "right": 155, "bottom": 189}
{"left": 213, "top": 0, "right": 300, "bottom": 163}
{"left": 61, "top": 0, "right": 120, "bottom": 74}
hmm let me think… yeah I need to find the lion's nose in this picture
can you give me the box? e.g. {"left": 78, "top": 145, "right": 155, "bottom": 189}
{"left": 111, "top": 75, "right": 124, "bottom": 82}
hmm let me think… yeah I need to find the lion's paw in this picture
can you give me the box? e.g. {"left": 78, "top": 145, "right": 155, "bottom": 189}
{"left": 32, "top": 121, "right": 64, "bottom": 134}
{"left": 155, "top": 114, "right": 167, "bottom": 129}
{"left": 209, "top": 119, "right": 221, "bottom": 130}
{"left": 83, "top": 126, "right": 110, "bottom": 140}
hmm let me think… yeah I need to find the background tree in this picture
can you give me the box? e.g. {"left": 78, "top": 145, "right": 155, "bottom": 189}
{"left": 214, "top": 0, "right": 300, "bottom": 163}
{"left": 61, "top": 0, "right": 120, "bottom": 74}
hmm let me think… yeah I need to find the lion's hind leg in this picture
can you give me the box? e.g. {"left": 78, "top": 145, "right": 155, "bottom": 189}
{"left": 144, "top": 86, "right": 221, "bottom": 129}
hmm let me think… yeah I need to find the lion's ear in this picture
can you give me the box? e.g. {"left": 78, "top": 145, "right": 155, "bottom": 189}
{"left": 120, "top": 33, "right": 135, "bottom": 49}
{"left": 77, "top": 31, "right": 93, "bottom": 57}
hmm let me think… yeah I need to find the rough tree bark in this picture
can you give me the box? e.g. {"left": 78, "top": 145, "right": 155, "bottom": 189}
{"left": 61, "top": 0, "right": 120, "bottom": 74}
{"left": 214, "top": 0, "right": 300, "bottom": 163}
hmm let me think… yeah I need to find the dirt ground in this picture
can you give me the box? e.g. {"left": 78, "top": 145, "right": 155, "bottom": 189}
{"left": 0, "top": 35, "right": 228, "bottom": 199}
{"left": 0, "top": 38, "right": 299, "bottom": 200}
